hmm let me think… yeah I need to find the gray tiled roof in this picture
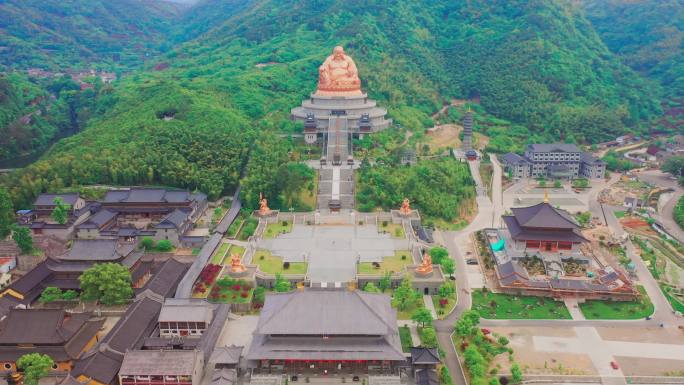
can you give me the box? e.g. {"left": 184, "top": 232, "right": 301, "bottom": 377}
{"left": 256, "top": 290, "right": 397, "bottom": 336}
{"left": 212, "top": 368, "right": 237, "bottom": 385}
{"left": 526, "top": 143, "right": 580, "bottom": 153}
{"left": 154, "top": 209, "right": 191, "bottom": 229}
{"left": 510, "top": 203, "right": 579, "bottom": 229}
{"left": 496, "top": 261, "right": 529, "bottom": 281}
{"left": 120, "top": 349, "right": 201, "bottom": 375}
{"left": 159, "top": 298, "right": 214, "bottom": 323}
{"left": 58, "top": 239, "right": 135, "bottom": 262}
{"left": 501, "top": 152, "right": 529, "bottom": 165}
{"left": 210, "top": 345, "right": 243, "bottom": 365}
{"left": 246, "top": 290, "right": 405, "bottom": 362}
{"left": 77, "top": 209, "right": 117, "bottom": 229}
{"left": 34, "top": 193, "right": 80, "bottom": 206}
{"left": 411, "top": 347, "right": 440, "bottom": 364}
{"left": 580, "top": 152, "right": 604, "bottom": 164}
{"left": 103, "top": 188, "right": 201, "bottom": 204}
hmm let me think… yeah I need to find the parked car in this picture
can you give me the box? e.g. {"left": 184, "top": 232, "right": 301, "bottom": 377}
{"left": 610, "top": 361, "right": 619, "bottom": 370}
{"left": 466, "top": 258, "right": 479, "bottom": 265}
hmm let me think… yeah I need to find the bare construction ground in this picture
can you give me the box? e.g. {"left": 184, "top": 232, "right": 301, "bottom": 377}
{"left": 488, "top": 326, "right": 597, "bottom": 375}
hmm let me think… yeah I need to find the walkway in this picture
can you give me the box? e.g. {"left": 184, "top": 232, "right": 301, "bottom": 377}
{"left": 434, "top": 154, "right": 503, "bottom": 385}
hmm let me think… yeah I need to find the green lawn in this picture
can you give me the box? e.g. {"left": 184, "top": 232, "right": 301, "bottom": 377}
{"left": 210, "top": 243, "right": 231, "bottom": 264}
{"left": 263, "top": 220, "right": 293, "bottom": 239}
{"left": 472, "top": 289, "right": 572, "bottom": 319}
{"left": 253, "top": 249, "right": 307, "bottom": 275}
{"left": 358, "top": 250, "right": 412, "bottom": 274}
{"left": 660, "top": 284, "right": 684, "bottom": 313}
{"left": 378, "top": 222, "right": 406, "bottom": 239}
{"left": 614, "top": 210, "right": 626, "bottom": 219}
{"left": 579, "top": 286, "right": 654, "bottom": 319}
{"left": 399, "top": 325, "right": 413, "bottom": 352}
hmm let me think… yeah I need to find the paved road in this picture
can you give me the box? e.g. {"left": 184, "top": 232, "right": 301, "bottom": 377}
{"left": 433, "top": 154, "right": 503, "bottom": 385}
{"left": 636, "top": 169, "right": 684, "bottom": 243}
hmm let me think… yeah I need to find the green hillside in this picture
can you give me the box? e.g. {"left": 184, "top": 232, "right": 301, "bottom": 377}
{"left": 0, "top": 0, "right": 185, "bottom": 70}
{"left": 0, "top": 0, "right": 670, "bottom": 208}
{"left": 583, "top": 0, "right": 684, "bottom": 98}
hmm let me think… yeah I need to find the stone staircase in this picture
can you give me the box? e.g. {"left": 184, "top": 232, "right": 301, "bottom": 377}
{"left": 317, "top": 117, "right": 355, "bottom": 212}
{"left": 317, "top": 168, "right": 355, "bottom": 211}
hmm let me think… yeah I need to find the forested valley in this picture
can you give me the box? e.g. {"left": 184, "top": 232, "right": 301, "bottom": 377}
{"left": 0, "top": 0, "right": 680, "bottom": 213}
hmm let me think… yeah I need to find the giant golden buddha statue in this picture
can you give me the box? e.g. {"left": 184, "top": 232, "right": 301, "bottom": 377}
{"left": 316, "top": 46, "right": 362, "bottom": 96}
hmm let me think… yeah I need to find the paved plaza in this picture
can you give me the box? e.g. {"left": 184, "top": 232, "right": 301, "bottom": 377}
{"left": 256, "top": 224, "right": 410, "bottom": 284}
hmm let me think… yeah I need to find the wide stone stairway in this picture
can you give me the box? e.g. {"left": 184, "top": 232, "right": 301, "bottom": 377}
{"left": 317, "top": 117, "right": 355, "bottom": 212}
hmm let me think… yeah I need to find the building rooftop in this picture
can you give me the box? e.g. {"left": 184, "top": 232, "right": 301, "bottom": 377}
{"left": 34, "top": 193, "right": 80, "bottom": 207}
{"left": 120, "top": 349, "right": 201, "bottom": 376}
{"left": 209, "top": 345, "right": 243, "bottom": 366}
{"left": 77, "top": 209, "right": 117, "bottom": 229}
{"left": 256, "top": 290, "right": 397, "bottom": 336}
{"left": 526, "top": 143, "right": 580, "bottom": 153}
{"left": 154, "top": 209, "right": 191, "bottom": 229}
{"left": 103, "top": 188, "right": 202, "bottom": 204}
{"left": 501, "top": 152, "right": 529, "bottom": 165}
{"left": 580, "top": 152, "right": 605, "bottom": 164}
{"left": 71, "top": 259, "right": 188, "bottom": 385}
{"left": 509, "top": 202, "right": 579, "bottom": 229}
{"left": 246, "top": 290, "right": 405, "bottom": 362}
{"left": 410, "top": 347, "right": 440, "bottom": 365}
{"left": 159, "top": 298, "right": 214, "bottom": 324}
{"left": 57, "top": 239, "right": 135, "bottom": 262}
{"left": 0, "top": 309, "right": 104, "bottom": 362}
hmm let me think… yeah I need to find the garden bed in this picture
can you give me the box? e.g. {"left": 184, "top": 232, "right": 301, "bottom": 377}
{"left": 399, "top": 325, "right": 413, "bottom": 352}
{"left": 208, "top": 278, "right": 253, "bottom": 304}
{"left": 472, "top": 289, "right": 571, "bottom": 319}
{"left": 579, "top": 286, "right": 654, "bottom": 319}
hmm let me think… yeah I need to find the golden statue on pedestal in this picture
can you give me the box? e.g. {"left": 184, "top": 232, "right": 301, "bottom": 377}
{"left": 258, "top": 192, "right": 271, "bottom": 216}
{"left": 399, "top": 198, "right": 412, "bottom": 216}
{"left": 316, "top": 46, "right": 362, "bottom": 96}
{"left": 229, "top": 253, "right": 246, "bottom": 274}
{"left": 416, "top": 250, "right": 433, "bottom": 275}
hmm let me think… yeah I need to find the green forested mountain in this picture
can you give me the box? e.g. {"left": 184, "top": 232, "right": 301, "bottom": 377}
{"left": 0, "top": 0, "right": 672, "bottom": 208}
{"left": 0, "top": 0, "right": 185, "bottom": 70}
{"left": 583, "top": 0, "right": 684, "bottom": 99}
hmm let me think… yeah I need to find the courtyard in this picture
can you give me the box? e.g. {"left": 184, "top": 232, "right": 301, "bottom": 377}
{"left": 255, "top": 223, "right": 412, "bottom": 284}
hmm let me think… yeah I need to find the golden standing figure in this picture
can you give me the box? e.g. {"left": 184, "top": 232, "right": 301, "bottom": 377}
{"left": 416, "top": 250, "right": 433, "bottom": 275}
{"left": 259, "top": 192, "right": 271, "bottom": 216}
{"left": 316, "top": 46, "right": 362, "bottom": 95}
{"left": 399, "top": 198, "right": 411, "bottom": 216}
{"left": 230, "top": 253, "right": 246, "bottom": 274}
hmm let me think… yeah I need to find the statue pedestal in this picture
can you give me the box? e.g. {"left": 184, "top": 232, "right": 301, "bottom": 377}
{"left": 254, "top": 209, "right": 278, "bottom": 218}
{"left": 227, "top": 269, "right": 249, "bottom": 278}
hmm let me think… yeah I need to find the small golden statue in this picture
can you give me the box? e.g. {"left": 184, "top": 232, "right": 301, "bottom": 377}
{"left": 316, "top": 46, "right": 362, "bottom": 95}
{"left": 416, "top": 250, "right": 433, "bottom": 275}
{"left": 399, "top": 198, "right": 411, "bottom": 216}
{"left": 229, "top": 253, "right": 246, "bottom": 274}
{"left": 258, "top": 192, "right": 271, "bottom": 216}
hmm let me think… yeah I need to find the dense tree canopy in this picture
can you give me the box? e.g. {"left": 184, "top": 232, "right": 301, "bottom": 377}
{"left": 79, "top": 263, "right": 133, "bottom": 305}
{"left": 357, "top": 158, "right": 476, "bottom": 222}
{"left": 17, "top": 353, "right": 54, "bottom": 385}
{"left": 0, "top": 0, "right": 674, "bottom": 210}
